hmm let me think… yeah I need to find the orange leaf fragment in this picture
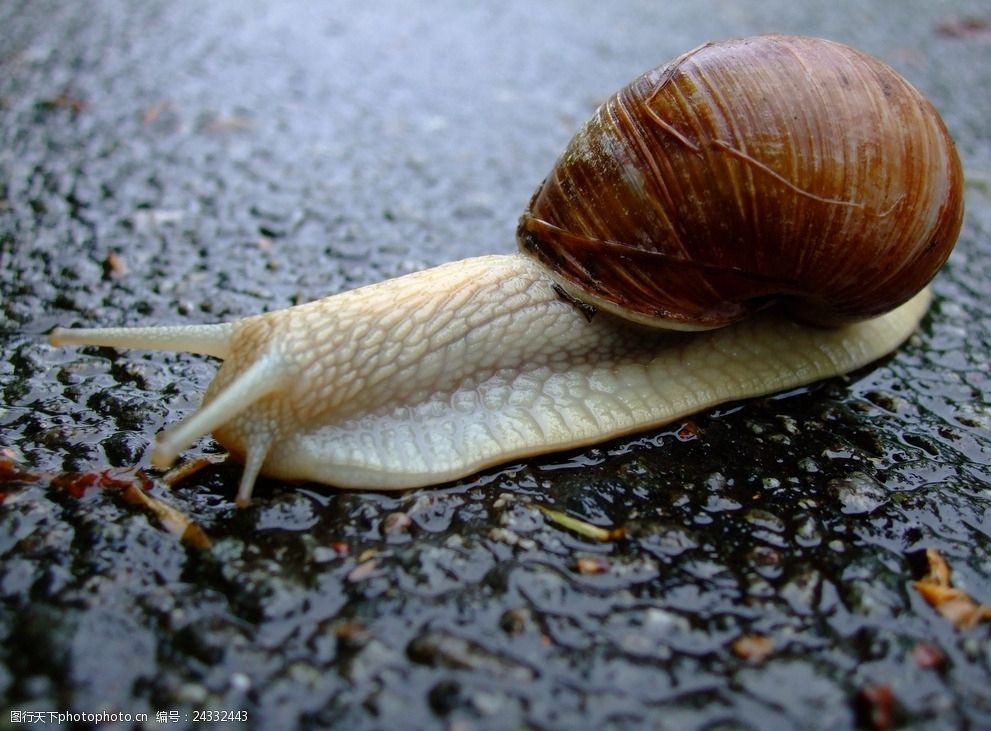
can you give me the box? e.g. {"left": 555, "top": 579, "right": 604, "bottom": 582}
{"left": 676, "top": 421, "right": 701, "bottom": 442}
{"left": 103, "top": 251, "right": 127, "bottom": 279}
{"left": 935, "top": 15, "right": 991, "bottom": 38}
{"left": 731, "top": 634, "right": 775, "bottom": 664}
{"left": 575, "top": 556, "right": 610, "bottom": 575}
{"left": 161, "top": 453, "right": 229, "bottom": 486}
{"left": 142, "top": 100, "right": 173, "bottom": 124}
{"left": 115, "top": 477, "right": 212, "bottom": 550}
{"left": 347, "top": 559, "right": 378, "bottom": 583}
{"left": 0, "top": 452, "right": 41, "bottom": 485}
{"left": 0, "top": 453, "right": 209, "bottom": 548}
{"left": 910, "top": 642, "right": 946, "bottom": 670}
{"left": 912, "top": 548, "right": 991, "bottom": 630}
{"left": 50, "top": 467, "right": 211, "bottom": 549}
{"left": 857, "top": 684, "right": 897, "bottom": 731}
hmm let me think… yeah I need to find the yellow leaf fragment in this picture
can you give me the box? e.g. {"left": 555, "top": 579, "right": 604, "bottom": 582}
{"left": 912, "top": 548, "right": 991, "bottom": 630}
{"left": 537, "top": 505, "right": 625, "bottom": 542}
{"left": 121, "top": 482, "right": 211, "bottom": 549}
{"left": 161, "top": 453, "right": 229, "bottom": 486}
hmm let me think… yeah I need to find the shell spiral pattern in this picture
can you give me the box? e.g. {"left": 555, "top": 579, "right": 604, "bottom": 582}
{"left": 518, "top": 35, "right": 964, "bottom": 329}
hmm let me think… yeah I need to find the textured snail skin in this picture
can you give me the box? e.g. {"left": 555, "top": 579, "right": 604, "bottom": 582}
{"left": 50, "top": 255, "right": 930, "bottom": 505}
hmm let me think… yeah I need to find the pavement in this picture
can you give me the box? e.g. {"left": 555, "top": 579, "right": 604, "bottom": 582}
{"left": 1, "top": 1, "right": 990, "bottom": 729}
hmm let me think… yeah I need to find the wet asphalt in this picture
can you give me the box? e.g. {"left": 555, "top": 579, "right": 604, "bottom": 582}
{"left": 1, "top": 1, "right": 990, "bottom": 729}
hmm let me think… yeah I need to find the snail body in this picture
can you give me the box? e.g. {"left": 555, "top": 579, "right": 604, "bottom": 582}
{"left": 49, "top": 36, "right": 962, "bottom": 505}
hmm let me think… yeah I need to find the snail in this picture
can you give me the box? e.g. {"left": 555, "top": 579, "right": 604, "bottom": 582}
{"left": 49, "top": 35, "right": 963, "bottom": 506}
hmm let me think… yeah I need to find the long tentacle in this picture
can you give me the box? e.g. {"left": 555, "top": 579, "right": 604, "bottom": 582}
{"left": 49, "top": 322, "right": 236, "bottom": 359}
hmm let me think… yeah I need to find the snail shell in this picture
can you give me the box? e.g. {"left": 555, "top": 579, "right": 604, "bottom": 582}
{"left": 48, "top": 35, "right": 962, "bottom": 504}
{"left": 519, "top": 35, "right": 963, "bottom": 330}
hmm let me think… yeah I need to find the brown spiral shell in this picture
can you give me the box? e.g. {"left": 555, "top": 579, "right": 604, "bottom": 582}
{"left": 517, "top": 35, "right": 964, "bottom": 329}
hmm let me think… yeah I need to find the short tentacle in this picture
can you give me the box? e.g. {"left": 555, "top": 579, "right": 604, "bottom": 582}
{"left": 151, "top": 352, "right": 289, "bottom": 470}
{"left": 236, "top": 436, "right": 273, "bottom": 507}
